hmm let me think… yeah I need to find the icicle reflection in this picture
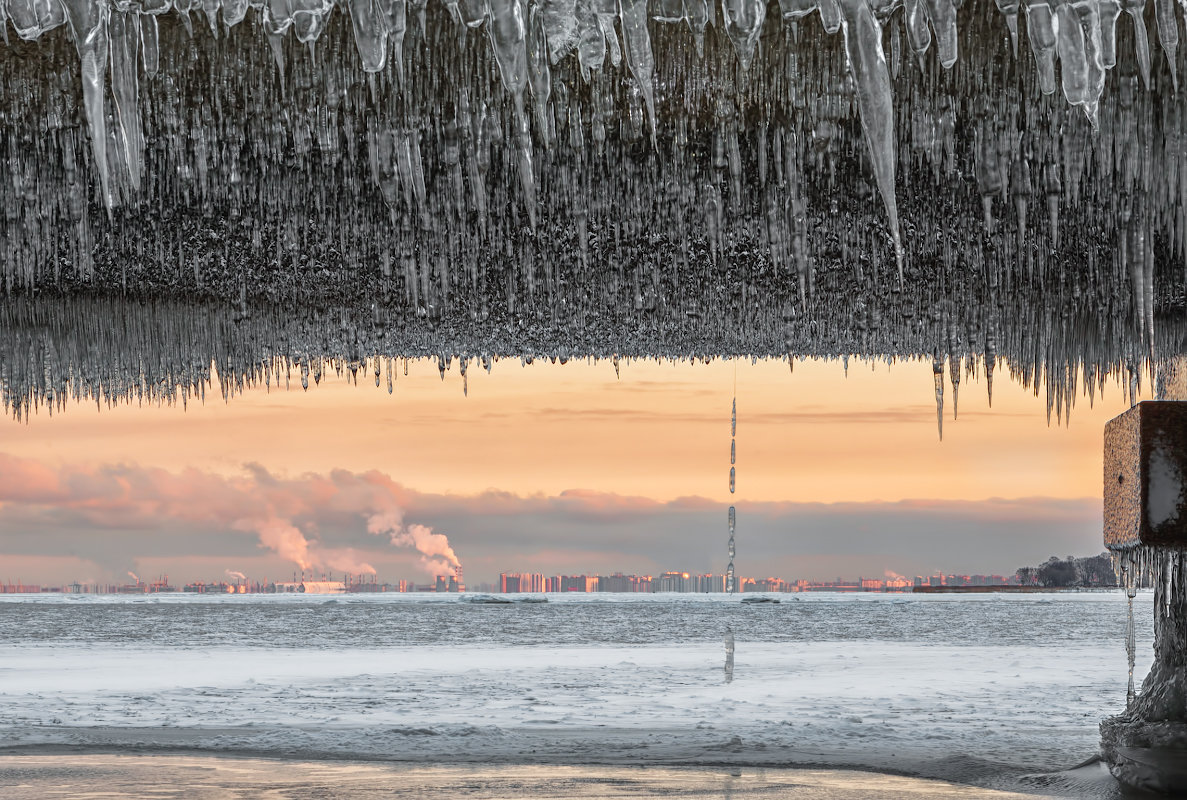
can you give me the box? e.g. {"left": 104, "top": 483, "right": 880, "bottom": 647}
{"left": 723, "top": 627, "right": 735, "bottom": 683}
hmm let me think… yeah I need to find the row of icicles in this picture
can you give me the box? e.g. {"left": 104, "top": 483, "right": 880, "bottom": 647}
{"left": 2, "top": 0, "right": 1181, "bottom": 286}
{"left": 2, "top": 345, "right": 1163, "bottom": 424}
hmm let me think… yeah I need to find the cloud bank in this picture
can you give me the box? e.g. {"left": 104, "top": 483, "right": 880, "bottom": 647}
{"left": 0, "top": 453, "right": 1102, "bottom": 583}
{"left": 0, "top": 453, "right": 458, "bottom": 578}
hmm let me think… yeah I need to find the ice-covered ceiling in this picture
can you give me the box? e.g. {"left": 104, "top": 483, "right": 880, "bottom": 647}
{"left": 2, "top": 0, "right": 1186, "bottom": 417}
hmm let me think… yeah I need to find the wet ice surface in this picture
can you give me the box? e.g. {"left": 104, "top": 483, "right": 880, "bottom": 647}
{"left": 0, "top": 593, "right": 1156, "bottom": 795}
{"left": 0, "top": 757, "right": 1113, "bottom": 800}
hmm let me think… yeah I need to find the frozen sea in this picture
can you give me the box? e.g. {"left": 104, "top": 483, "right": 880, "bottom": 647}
{"left": 0, "top": 592, "right": 1157, "bottom": 797}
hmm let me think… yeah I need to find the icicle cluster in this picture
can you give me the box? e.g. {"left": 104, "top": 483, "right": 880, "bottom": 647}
{"left": 1, "top": 0, "right": 1187, "bottom": 320}
{"left": 1, "top": 294, "right": 1183, "bottom": 420}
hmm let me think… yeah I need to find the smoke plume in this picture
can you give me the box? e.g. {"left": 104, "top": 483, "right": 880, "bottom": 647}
{"left": 225, "top": 570, "right": 248, "bottom": 581}
{"left": 366, "top": 511, "right": 460, "bottom": 577}
{"left": 127, "top": 571, "right": 139, "bottom": 583}
{"left": 0, "top": 454, "right": 455, "bottom": 578}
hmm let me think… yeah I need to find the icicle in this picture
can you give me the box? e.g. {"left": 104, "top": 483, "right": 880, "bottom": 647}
{"left": 904, "top": 0, "right": 932, "bottom": 64}
{"left": 1124, "top": 0, "right": 1151, "bottom": 90}
{"left": 379, "top": 0, "right": 407, "bottom": 84}
{"left": 487, "top": 0, "right": 536, "bottom": 227}
{"left": 1124, "top": 553, "right": 1137, "bottom": 709}
{"left": 1025, "top": 0, "right": 1059, "bottom": 95}
{"left": 1099, "top": 0, "right": 1120, "bottom": 68}
{"left": 595, "top": 0, "right": 621, "bottom": 66}
{"left": 721, "top": 0, "right": 766, "bottom": 72}
{"left": 62, "top": 0, "right": 113, "bottom": 214}
{"left": 140, "top": 14, "right": 160, "bottom": 77}
{"left": 348, "top": 0, "right": 390, "bottom": 72}
{"left": 923, "top": 0, "right": 958, "bottom": 68}
{"left": 838, "top": 0, "right": 903, "bottom": 283}
{"left": 527, "top": 4, "right": 552, "bottom": 147}
{"left": 933, "top": 355, "right": 944, "bottom": 440}
{"left": 109, "top": 10, "right": 143, "bottom": 195}
{"left": 818, "top": 0, "right": 841, "bottom": 32}
{"left": 7, "top": 0, "right": 66, "bottom": 39}
{"left": 1154, "top": 0, "right": 1178, "bottom": 91}
{"left": 619, "top": 0, "right": 657, "bottom": 147}
{"left": 685, "top": 0, "right": 709, "bottom": 55}
{"left": 950, "top": 354, "right": 960, "bottom": 419}
{"left": 995, "top": 0, "right": 1019, "bottom": 57}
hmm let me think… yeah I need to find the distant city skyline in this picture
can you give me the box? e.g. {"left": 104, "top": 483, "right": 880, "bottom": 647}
{"left": 2, "top": 551, "right": 1109, "bottom": 595}
{"left": 0, "top": 358, "right": 1131, "bottom": 585}
{"left": 0, "top": 565, "right": 1037, "bottom": 595}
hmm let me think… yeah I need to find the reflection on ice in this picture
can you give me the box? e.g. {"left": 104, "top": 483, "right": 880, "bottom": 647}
{"left": 723, "top": 626, "right": 735, "bottom": 683}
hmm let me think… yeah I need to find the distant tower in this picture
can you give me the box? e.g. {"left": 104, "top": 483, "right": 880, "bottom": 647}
{"left": 454, "top": 564, "right": 465, "bottom": 592}
{"left": 727, "top": 506, "right": 736, "bottom": 594}
{"left": 727, "top": 395, "right": 736, "bottom": 594}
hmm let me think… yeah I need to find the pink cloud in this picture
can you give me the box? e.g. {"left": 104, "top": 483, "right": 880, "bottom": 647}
{"left": 0, "top": 454, "right": 454, "bottom": 577}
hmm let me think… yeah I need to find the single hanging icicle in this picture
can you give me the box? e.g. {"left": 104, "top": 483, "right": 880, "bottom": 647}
{"left": 109, "top": 10, "right": 144, "bottom": 195}
{"left": 721, "top": 0, "right": 766, "bottom": 72}
{"left": 1123, "top": 0, "right": 1151, "bottom": 90}
{"left": 347, "top": 0, "right": 390, "bottom": 72}
{"left": 922, "top": 0, "right": 958, "bottom": 67}
{"left": 837, "top": 0, "right": 904, "bottom": 283}
{"left": 1124, "top": 555, "right": 1137, "bottom": 709}
{"left": 619, "top": 0, "right": 658, "bottom": 147}
{"left": 933, "top": 355, "right": 945, "bottom": 440}
{"left": 61, "top": 0, "right": 114, "bottom": 214}
{"left": 487, "top": 0, "right": 537, "bottom": 228}
{"left": 1154, "top": 0, "right": 1177, "bottom": 91}
{"left": 995, "top": 0, "right": 1020, "bottom": 57}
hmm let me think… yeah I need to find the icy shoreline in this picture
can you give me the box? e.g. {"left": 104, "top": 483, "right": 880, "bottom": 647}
{"left": 0, "top": 594, "right": 1148, "bottom": 795}
{"left": 0, "top": 724, "right": 1103, "bottom": 794}
{"left": 0, "top": 639, "right": 1141, "bottom": 788}
{"left": 0, "top": 755, "right": 1121, "bottom": 800}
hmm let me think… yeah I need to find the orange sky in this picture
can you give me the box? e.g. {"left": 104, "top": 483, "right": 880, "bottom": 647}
{"left": 1, "top": 356, "right": 1131, "bottom": 507}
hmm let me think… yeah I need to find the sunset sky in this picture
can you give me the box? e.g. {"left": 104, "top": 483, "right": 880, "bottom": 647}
{"left": 0, "top": 356, "right": 1132, "bottom": 585}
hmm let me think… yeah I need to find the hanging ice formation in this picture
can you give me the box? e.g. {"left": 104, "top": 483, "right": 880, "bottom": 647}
{"left": 1101, "top": 547, "right": 1187, "bottom": 793}
{"left": 3, "top": 0, "right": 1187, "bottom": 419}
{"left": 2, "top": 295, "right": 1186, "bottom": 421}
{"left": 5, "top": 0, "right": 1187, "bottom": 292}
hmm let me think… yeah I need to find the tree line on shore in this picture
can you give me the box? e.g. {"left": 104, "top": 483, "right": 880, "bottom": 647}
{"left": 1015, "top": 553, "right": 1118, "bottom": 588}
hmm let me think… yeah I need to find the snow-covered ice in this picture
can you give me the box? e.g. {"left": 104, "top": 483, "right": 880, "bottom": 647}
{"left": 0, "top": 592, "right": 1153, "bottom": 792}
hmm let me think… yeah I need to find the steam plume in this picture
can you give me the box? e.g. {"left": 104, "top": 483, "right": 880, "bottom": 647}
{"left": 0, "top": 454, "right": 453, "bottom": 578}
{"left": 225, "top": 570, "right": 247, "bottom": 581}
{"left": 127, "top": 571, "right": 139, "bottom": 583}
{"left": 367, "top": 512, "right": 461, "bottom": 577}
